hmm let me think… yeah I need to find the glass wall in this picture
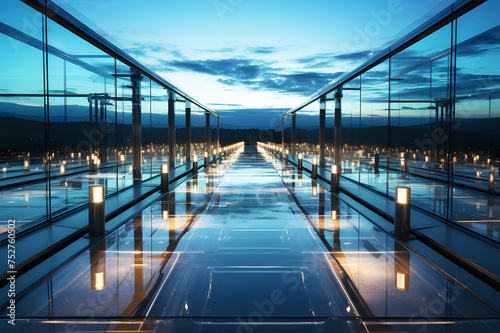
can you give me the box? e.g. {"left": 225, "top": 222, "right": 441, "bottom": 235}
{"left": 283, "top": 2, "right": 500, "bottom": 241}
{"left": 191, "top": 106, "right": 206, "bottom": 160}
{"left": 0, "top": 0, "right": 218, "bottom": 236}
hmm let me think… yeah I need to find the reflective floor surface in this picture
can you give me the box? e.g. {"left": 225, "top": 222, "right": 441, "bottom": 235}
{"left": 2, "top": 146, "right": 499, "bottom": 332}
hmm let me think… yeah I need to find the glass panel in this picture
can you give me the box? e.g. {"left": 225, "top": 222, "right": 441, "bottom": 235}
{"left": 389, "top": 22, "right": 452, "bottom": 218}
{"left": 341, "top": 77, "right": 363, "bottom": 185}
{"left": 452, "top": 0, "right": 500, "bottom": 240}
{"left": 0, "top": 0, "right": 47, "bottom": 233}
{"left": 46, "top": 17, "right": 116, "bottom": 216}
{"left": 141, "top": 78, "right": 152, "bottom": 179}
{"left": 175, "top": 100, "right": 186, "bottom": 167}
{"left": 116, "top": 61, "right": 134, "bottom": 191}
{"left": 151, "top": 82, "right": 168, "bottom": 176}
{"left": 191, "top": 106, "right": 205, "bottom": 160}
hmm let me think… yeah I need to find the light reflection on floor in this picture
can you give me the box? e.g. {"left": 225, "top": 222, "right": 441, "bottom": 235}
{"left": 2, "top": 146, "right": 499, "bottom": 332}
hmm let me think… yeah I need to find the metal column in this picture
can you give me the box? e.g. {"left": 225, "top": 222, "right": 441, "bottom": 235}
{"left": 292, "top": 113, "right": 296, "bottom": 156}
{"left": 334, "top": 87, "right": 343, "bottom": 168}
{"left": 206, "top": 113, "right": 211, "bottom": 156}
{"left": 319, "top": 95, "right": 326, "bottom": 166}
{"left": 186, "top": 100, "right": 191, "bottom": 162}
{"left": 168, "top": 90, "right": 176, "bottom": 171}
{"left": 217, "top": 116, "right": 220, "bottom": 151}
{"left": 281, "top": 118, "right": 285, "bottom": 153}
{"left": 131, "top": 71, "right": 143, "bottom": 183}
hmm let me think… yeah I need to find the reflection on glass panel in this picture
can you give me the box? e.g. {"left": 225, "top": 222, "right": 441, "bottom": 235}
{"left": 389, "top": 23, "right": 452, "bottom": 218}
{"left": 452, "top": 1, "right": 500, "bottom": 240}
{"left": 47, "top": 16, "right": 117, "bottom": 216}
{"left": 341, "top": 77, "right": 362, "bottom": 184}
{"left": 151, "top": 82, "right": 168, "bottom": 175}
{"left": 116, "top": 61, "right": 134, "bottom": 191}
{"left": 210, "top": 113, "right": 218, "bottom": 153}
{"left": 175, "top": 100, "right": 186, "bottom": 167}
{"left": 0, "top": 0, "right": 46, "bottom": 231}
{"left": 283, "top": 115, "right": 292, "bottom": 155}
{"left": 191, "top": 106, "right": 206, "bottom": 160}
{"left": 325, "top": 94, "right": 335, "bottom": 165}
{"left": 141, "top": 78, "right": 152, "bottom": 179}
{"left": 296, "top": 101, "right": 319, "bottom": 164}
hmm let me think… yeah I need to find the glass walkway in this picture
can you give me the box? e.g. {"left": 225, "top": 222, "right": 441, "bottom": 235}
{"left": 3, "top": 146, "right": 499, "bottom": 332}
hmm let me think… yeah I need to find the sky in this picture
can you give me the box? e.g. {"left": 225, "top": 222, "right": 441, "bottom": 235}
{"left": 44, "top": 0, "right": 466, "bottom": 129}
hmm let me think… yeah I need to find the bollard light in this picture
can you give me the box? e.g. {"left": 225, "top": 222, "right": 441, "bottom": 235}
{"left": 89, "top": 185, "right": 105, "bottom": 237}
{"left": 193, "top": 155, "right": 198, "bottom": 175}
{"left": 394, "top": 187, "right": 411, "bottom": 239}
{"left": 204, "top": 151, "right": 209, "bottom": 168}
{"left": 162, "top": 209, "right": 169, "bottom": 221}
{"left": 71, "top": 152, "right": 75, "bottom": 159}
{"left": 298, "top": 153, "right": 303, "bottom": 171}
{"left": 311, "top": 157, "right": 317, "bottom": 179}
{"left": 24, "top": 159, "right": 30, "bottom": 173}
{"left": 161, "top": 164, "right": 169, "bottom": 193}
{"left": 331, "top": 164, "right": 339, "bottom": 193}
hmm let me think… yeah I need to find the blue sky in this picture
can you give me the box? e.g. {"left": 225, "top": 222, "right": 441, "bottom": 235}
{"left": 48, "top": 0, "right": 464, "bottom": 128}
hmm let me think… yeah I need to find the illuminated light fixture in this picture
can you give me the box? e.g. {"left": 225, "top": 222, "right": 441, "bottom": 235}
{"left": 311, "top": 157, "right": 317, "bottom": 179}
{"left": 298, "top": 153, "right": 303, "bottom": 171}
{"left": 71, "top": 152, "right": 75, "bottom": 159}
{"left": 60, "top": 163, "right": 66, "bottom": 175}
{"left": 425, "top": 156, "right": 429, "bottom": 163}
{"left": 120, "top": 154, "right": 125, "bottom": 162}
{"left": 24, "top": 159, "right": 30, "bottom": 172}
{"left": 162, "top": 210, "right": 169, "bottom": 221}
{"left": 312, "top": 185, "right": 317, "bottom": 196}
{"left": 204, "top": 151, "right": 209, "bottom": 168}
{"left": 396, "top": 272, "right": 406, "bottom": 290}
{"left": 161, "top": 164, "right": 169, "bottom": 193}
{"left": 94, "top": 272, "right": 105, "bottom": 290}
{"left": 2, "top": 167, "right": 6, "bottom": 173}
{"left": 331, "top": 210, "right": 337, "bottom": 220}
{"left": 331, "top": 164, "right": 339, "bottom": 192}
{"left": 89, "top": 185, "right": 105, "bottom": 237}
{"left": 78, "top": 152, "right": 82, "bottom": 158}
{"left": 394, "top": 187, "right": 411, "bottom": 239}
{"left": 193, "top": 184, "right": 198, "bottom": 194}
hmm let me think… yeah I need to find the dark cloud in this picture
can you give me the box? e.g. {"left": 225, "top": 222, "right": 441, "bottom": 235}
{"left": 127, "top": 42, "right": 183, "bottom": 59}
{"left": 247, "top": 46, "right": 278, "bottom": 54}
{"left": 162, "top": 58, "right": 264, "bottom": 80}
{"left": 296, "top": 50, "right": 372, "bottom": 69}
